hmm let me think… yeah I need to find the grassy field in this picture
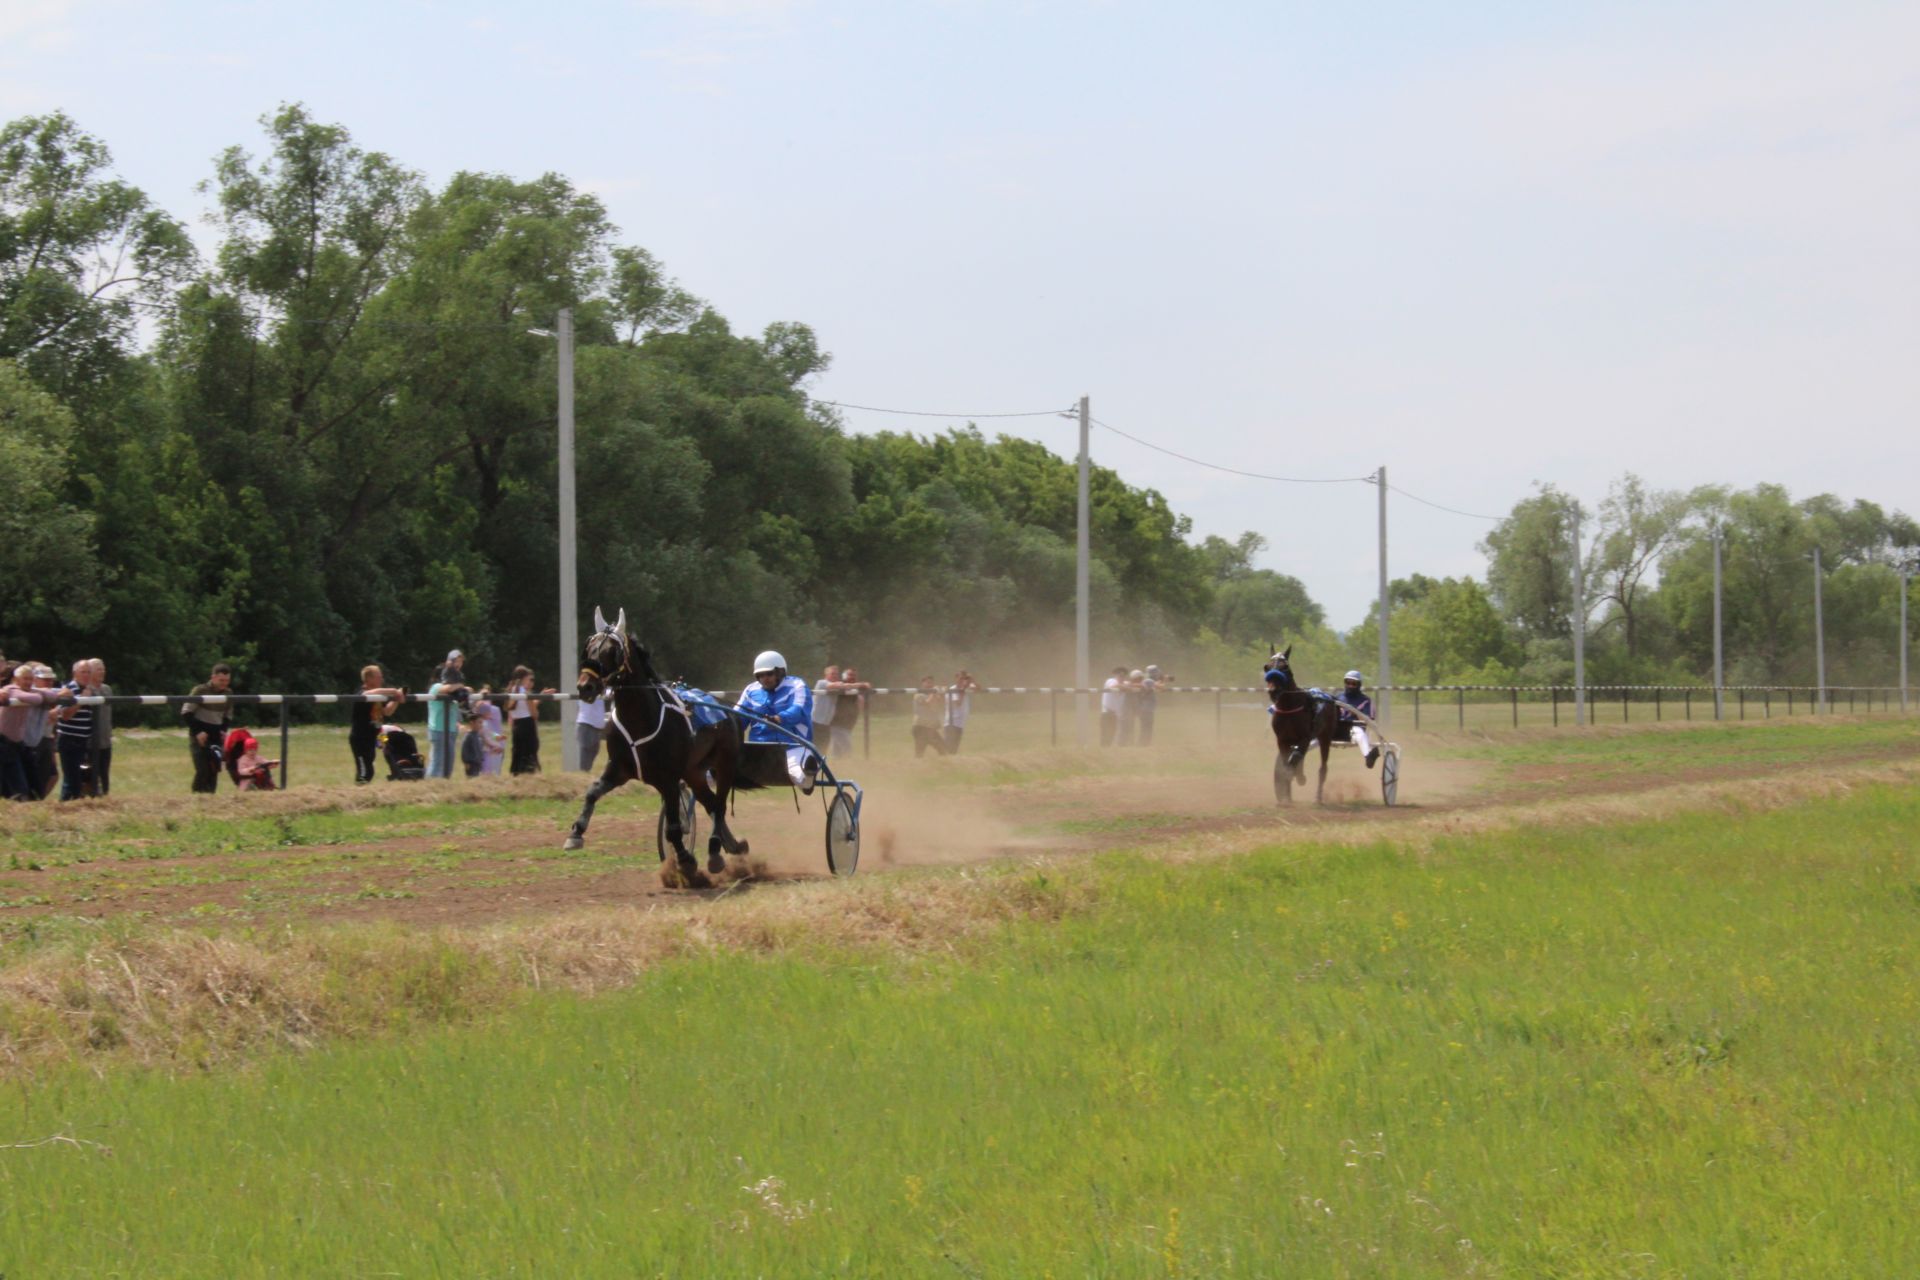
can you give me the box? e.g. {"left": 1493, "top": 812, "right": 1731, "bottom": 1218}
{"left": 2, "top": 718, "right": 1917, "bottom": 1275}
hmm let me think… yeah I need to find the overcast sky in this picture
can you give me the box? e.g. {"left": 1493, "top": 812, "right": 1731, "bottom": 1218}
{"left": 5, "top": 0, "right": 1915, "bottom": 626}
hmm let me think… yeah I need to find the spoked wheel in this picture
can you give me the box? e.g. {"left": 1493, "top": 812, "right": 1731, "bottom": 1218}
{"left": 825, "top": 790, "right": 860, "bottom": 876}
{"left": 655, "top": 782, "right": 701, "bottom": 861}
{"left": 1273, "top": 752, "right": 1293, "bottom": 805}
{"left": 1380, "top": 746, "right": 1400, "bottom": 807}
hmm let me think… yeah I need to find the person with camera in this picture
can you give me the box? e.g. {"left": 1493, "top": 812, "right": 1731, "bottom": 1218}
{"left": 944, "top": 669, "right": 980, "bottom": 755}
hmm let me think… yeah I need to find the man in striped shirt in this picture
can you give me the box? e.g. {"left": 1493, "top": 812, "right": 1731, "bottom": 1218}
{"left": 55, "top": 660, "right": 96, "bottom": 801}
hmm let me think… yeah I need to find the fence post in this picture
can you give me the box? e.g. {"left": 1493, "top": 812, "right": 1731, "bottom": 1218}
{"left": 1551, "top": 686, "right": 1559, "bottom": 726}
{"left": 863, "top": 703, "right": 871, "bottom": 760}
{"left": 1765, "top": 691, "right": 1771, "bottom": 718}
{"left": 1622, "top": 689, "right": 1629, "bottom": 723}
{"left": 1655, "top": 688, "right": 1662, "bottom": 721}
{"left": 1787, "top": 689, "right": 1794, "bottom": 716}
{"left": 1511, "top": 687, "right": 1518, "bottom": 728}
{"left": 1050, "top": 690, "right": 1058, "bottom": 747}
{"left": 1457, "top": 687, "right": 1464, "bottom": 730}
{"left": 279, "top": 701, "right": 291, "bottom": 790}
{"left": 1739, "top": 689, "right": 1746, "bottom": 719}
{"left": 1414, "top": 688, "right": 1421, "bottom": 730}
{"left": 1685, "top": 689, "right": 1691, "bottom": 720}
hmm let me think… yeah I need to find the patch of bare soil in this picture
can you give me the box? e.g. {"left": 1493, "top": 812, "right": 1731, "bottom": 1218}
{"left": 5, "top": 726, "right": 1907, "bottom": 935}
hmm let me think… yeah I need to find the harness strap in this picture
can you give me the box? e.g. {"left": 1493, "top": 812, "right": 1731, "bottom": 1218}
{"left": 607, "top": 684, "right": 693, "bottom": 775}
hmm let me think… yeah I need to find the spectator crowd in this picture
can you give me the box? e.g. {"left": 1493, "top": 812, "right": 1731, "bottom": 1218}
{"left": 3, "top": 644, "right": 1149, "bottom": 800}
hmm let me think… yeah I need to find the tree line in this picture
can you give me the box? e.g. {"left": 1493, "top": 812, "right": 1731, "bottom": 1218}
{"left": 3, "top": 107, "right": 1913, "bottom": 702}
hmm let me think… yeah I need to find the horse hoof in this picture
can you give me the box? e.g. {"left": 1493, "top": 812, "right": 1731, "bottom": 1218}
{"left": 735, "top": 839, "right": 750, "bottom": 856}
{"left": 706, "top": 854, "right": 727, "bottom": 876}
{"left": 562, "top": 836, "right": 584, "bottom": 851}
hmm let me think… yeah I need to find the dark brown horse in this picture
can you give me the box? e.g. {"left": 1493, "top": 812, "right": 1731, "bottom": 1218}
{"left": 562, "top": 607, "right": 751, "bottom": 884}
{"left": 1265, "top": 644, "right": 1340, "bottom": 804}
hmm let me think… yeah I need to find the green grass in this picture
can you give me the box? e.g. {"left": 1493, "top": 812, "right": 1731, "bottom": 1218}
{"left": 4, "top": 782, "right": 1918, "bottom": 1275}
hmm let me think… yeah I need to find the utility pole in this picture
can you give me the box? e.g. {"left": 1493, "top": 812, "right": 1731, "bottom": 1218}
{"left": 557, "top": 307, "right": 579, "bottom": 770}
{"left": 1712, "top": 527, "right": 1724, "bottom": 721}
{"left": 1076, "top": 394, "right": 1091, "bottom": 746}
{"left": 1902, "top": 563, "right": 1912, "bottom": 714}
{"left": 1376, "top": 466, "right": 1390, "bottom": 727}
{"left": 1812, "top": 546, "right": 1825, "bottom": 714}
{"left": 1572, "top": 503, "right": 1586, "bottom": 726}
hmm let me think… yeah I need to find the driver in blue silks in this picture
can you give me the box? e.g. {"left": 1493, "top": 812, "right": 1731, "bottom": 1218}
{"left": 1338, "top": 670, "right": 1381, "bottom": 768}
{"left": 737, "top": 650, "right": 818, "bottom": 793}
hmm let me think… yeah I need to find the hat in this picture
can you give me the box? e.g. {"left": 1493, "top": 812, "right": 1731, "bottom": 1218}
{"left": 446, "top": 649, "right": 463, "bottom": 662}
{"left": 1130, "top": 669, "right": 1145, "bottom": 680}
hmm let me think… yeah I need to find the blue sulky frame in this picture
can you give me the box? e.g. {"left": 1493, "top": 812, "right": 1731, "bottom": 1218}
{"left": 677, "top": 691, "right": 865, "bottom": 876}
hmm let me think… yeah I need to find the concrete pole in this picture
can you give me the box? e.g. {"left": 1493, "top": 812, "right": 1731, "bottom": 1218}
{"left": 1813, "top": 546, "right": 1825, "bottom": 714}
{"left": 1075, "top": 394, "right": 1090, "bottom": 746}
{"left": 557, "top": 307, "right": 579, "bottom": 771}
{"left": 1572, "top": 503, "right": 1586, "bottom": 726}
{"left": 1712, "top": 529, "right": 1724, "bottom": 721}
{"left": 1376, "top": 466, "right": 1390, "bottom": 728}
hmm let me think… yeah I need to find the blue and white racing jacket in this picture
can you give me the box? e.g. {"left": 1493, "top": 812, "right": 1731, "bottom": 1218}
{"left": 735, "top": 674, "right": 813, "bottom": 745}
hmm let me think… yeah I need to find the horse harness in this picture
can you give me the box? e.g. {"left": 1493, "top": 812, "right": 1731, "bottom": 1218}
{"left": 585, "top": 630, "right": 694, "bottom": 774}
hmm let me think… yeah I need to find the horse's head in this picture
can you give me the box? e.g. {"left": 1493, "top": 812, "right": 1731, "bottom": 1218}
{"left": 1264, "top": 642, "right": 1293, "bottom": 677}
{"left": 580, "top": 605, "right": 653, "bottom": 701}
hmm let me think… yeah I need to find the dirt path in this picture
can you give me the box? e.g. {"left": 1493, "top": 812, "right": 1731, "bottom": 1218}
{"left": 3, "top": 724, "right": 1913, "bottom": 935}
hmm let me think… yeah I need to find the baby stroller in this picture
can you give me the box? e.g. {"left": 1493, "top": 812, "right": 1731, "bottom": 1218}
{"left": 379, "top": 724, "right": 426, "bottom": 781}
{"left": 222, "top": 728, "right": 279, "bottom": 792}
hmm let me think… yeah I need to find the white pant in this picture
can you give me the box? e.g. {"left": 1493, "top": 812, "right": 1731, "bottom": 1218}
{"left": 785, "top": 745, "right": 812, "bottom": 787}
{"left": 1352, "top": 726, "right": 1372, "bottom": 756}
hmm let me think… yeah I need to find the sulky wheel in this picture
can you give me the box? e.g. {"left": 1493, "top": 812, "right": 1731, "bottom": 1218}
{"left": 825, "top": 790, "right": 860, "bottom": 876}
{"left": 1380, "top": 746, "right": 1400, "bottom": 807}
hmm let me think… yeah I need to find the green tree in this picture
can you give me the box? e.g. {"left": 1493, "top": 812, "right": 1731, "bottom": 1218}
{"left": 0, "top": 360, "right": 105, "bottom": 645}
{"left": 0, "top": 112, "right": 193, "bottom": 394}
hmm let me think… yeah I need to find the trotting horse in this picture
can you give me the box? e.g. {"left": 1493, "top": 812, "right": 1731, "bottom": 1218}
{"left": 1265, "top": 644, "right": 1341, "bottom": 805}
{"left": 562, "top": 607, "right": 751, "bottom": 884}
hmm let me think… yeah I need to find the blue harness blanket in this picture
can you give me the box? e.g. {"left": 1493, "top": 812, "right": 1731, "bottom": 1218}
{"left": 671, "top": 683, "right": 730, "bottom": 731}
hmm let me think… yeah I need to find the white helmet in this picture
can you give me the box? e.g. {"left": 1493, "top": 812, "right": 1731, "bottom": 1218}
{"left": 753, "top": 650, "right": 787, "bottom": 675}
{"left": 1345, "top": 670, "right": 1364, "bottom": 684}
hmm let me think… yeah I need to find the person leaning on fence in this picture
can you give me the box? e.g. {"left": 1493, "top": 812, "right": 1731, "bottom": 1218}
{"left": 25, "top": 665, "right": 63, "bottom": 798}
{"left": 812, "top": 664, "right": 843, "bottom": 748}
{"left": 87, "top": 659, "right": 114, "bottom": 796}
{"left": 911, "top": 676, "right": 949, "bottom": 757}
{"left": 506, "top": 666, "right": 556, "bottom": 775}
{"left": 0, "top": 662, "right": 58, "bottom": 801}
{"left": 426, "top": 658, "right": 470, "bottom": 780}
{"left": 54, "top": 659, "right": 97, "bottom": 801}
{"left": 351, "top": 665, "right": 407, "bottom": 785}
{"left": 1136, "top": 664, "right": 1168, "bottom": 747}
{"left": 943, "top": 670, "right": 979, "bottom": 755}
{"left": 1100, "top": 666, "right": 1129, "bottom": 747}
{"left": 832, "top": 666, "right": 872, "bottom": 757}
{"left": 182, "top": 664, "right": 234, "bottom": 793}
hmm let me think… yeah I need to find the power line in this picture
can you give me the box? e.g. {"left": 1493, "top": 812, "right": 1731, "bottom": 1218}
{"left": 1387, "top": 483, "right": 1502, "bottom": 522}
{"left": 1091, "top": 416, "right": 1372, "bottom": 485}
{"left": 814, "top": 399, "right": 1071, "bottom": 419}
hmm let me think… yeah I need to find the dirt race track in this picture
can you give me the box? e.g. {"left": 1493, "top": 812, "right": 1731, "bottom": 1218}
{"left": 3, "top": 723, "right": 1914, "bottom": 936}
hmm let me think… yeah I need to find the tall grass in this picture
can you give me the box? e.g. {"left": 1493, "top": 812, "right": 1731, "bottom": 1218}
{"left": 3, "top": 783, "right": 1917, "bottom": 1275}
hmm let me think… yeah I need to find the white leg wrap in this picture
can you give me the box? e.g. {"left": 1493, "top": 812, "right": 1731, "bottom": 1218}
{"left": 1353, "top": 726, "right": 1372, "bottom": 755}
